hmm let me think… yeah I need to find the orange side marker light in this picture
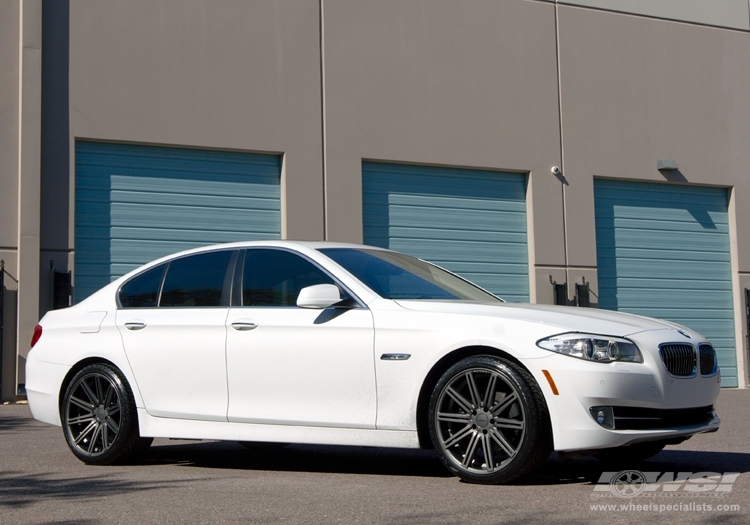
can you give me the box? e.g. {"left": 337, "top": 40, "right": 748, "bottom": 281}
{"left": 542, "top": 369, "right": 559, "bottom": 395}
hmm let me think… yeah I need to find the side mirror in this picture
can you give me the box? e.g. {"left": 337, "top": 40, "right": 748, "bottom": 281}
{"left": 297, "top": 284, "right": 342, "bottom": 309}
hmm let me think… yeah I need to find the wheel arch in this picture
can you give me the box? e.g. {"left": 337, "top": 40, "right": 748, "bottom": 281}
{"left": 58, "top": 357, "right": 125, "bottom": 416}
{"left": 415, "top": 345, "right": 551, "bottom": 449}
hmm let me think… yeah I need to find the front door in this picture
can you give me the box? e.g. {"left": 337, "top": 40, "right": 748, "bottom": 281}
{"left": 226, "top": 248, "right": 376, "bottom": 428}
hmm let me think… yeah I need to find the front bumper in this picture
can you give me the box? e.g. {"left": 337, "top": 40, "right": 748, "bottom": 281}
{"left": 525, "top": 329, "right": 722, "bottom": 452}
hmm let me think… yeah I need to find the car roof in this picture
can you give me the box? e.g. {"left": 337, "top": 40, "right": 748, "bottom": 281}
{"left": 122, "top": 240, "right": 390, "bottom": 276}
{"left": 171, "top": 239, "right": 388, "bottom": 253}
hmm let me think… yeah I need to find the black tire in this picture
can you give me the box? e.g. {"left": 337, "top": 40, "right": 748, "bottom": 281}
{"left": 428, "top": 355, "right": 552, "bottom": 484}
{"left": 237, "top": 441, "right": 288, "bottom": 451}
{"left": 594, "top": 440, "right": 667, "bottom": 465}
{"left": 61, "top": 363, "right": 147, "bottom": 465}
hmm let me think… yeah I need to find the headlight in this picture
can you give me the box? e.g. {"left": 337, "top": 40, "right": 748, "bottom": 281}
{"left": 536, "top": 333, "right": 643, "bottom": 363}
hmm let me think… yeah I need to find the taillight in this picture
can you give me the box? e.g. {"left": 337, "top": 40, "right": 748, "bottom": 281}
{"left": 31, "top": 324, "right": 43, "bottom": 348}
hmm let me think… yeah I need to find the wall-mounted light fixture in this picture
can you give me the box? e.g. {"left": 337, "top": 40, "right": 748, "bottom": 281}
{"left": 657, "top": 160, "right": 679, "bottom": 171}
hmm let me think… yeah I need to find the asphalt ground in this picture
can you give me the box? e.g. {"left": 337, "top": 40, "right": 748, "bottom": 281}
{"left": 1, "top": 390, "right": 748, "bottom": 525}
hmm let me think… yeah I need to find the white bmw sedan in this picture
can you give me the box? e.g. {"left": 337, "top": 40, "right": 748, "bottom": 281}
{"left": 26, "top": 241, "right": 720, "bottom": 484}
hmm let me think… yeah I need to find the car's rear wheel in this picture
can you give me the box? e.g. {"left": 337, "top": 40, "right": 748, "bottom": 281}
{"left": 428, "top": 356, "right": 551, "bottom": 484}
{"left": 62, "top": 363, "right": 151, "bottom": 465}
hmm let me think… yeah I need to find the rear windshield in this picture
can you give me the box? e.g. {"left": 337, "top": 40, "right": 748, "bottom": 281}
{"left": 319, "top": 248, "right": 502, "bottom": 303}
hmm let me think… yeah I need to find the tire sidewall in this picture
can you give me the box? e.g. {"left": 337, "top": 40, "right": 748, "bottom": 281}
{"left": 61, "top": 363, "right": 138, "bottom": 465}
{"left": 428, "top": 355, "right": 547, "bottom": 484}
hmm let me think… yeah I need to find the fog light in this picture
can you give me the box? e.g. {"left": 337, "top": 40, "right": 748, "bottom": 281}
{"left": 590, "top": 406, "right": 615, "bottom": 430}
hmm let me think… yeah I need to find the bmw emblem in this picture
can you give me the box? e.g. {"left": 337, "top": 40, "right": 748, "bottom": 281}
{"left": 678, "top": 330, "right": 691, "bottom": 339}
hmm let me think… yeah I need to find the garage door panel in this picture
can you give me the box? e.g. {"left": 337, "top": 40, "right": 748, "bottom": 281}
{"left": 109, "top": 190, "right": 278, "bottom": 211}
{"left": 382, "top": 249, "right": 529, "bottom": 268}
{"left": 109, "top": 203, "right": 280, "bottom": 230}
{"left": 107, "top": 226, "right": 270, "bottom": 244}
{"left": 597, "top": 248, "right": 730, "bottom": 264}
{"left": 368, "top": 227, "right": 528, "bottom": 245}
{"left": 80, "top": 182, "right": 280, "bottom": 204}
{"left": 368, "top": 206, "right": 527, "bottom": 231}
{"left": 78, "top": 142, "right": 280, "bottom": 172}
{"left": 594, "top": 200, "right": 730, "bottom": 220}
{"left": 366, "top": 191, "right": 527, "bottom": 212}
{"left": 603, "top": 306, "right": 735, "bottom": 321}
{"left": 597, "top": 230, "right": 731, "bottom": 251}
{"left": 599, "top": 258, "right": 732, "bottom": 279}
{"left": 363, "top": 162, "right": 529, "bottom": 302}
{"left": 601, "top": 216, "right": 730, "bottom": 233}
{"left": 595, "top": 179, "right": 737, "bottom": 387}
{"left": 604, "top": 289, "right": 733, "bottom": 307}
{"left": 75, "top": 142, "right": 281, "bottom": 301}
{"left": 594, "top": 181, "right": 729, "bottom": 204}
{"left": 599, "top": 277, "right": 731, "bottom": 292}
{"left": 365, "top": 204, "right": 527, "bottom": 230}
{"left": 363, "top": 164, "right": 525, "bottom": 195}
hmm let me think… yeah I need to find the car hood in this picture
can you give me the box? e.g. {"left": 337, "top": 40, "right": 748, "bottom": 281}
{"left": 393, "top": 300, "right": 694, "bottom": 338}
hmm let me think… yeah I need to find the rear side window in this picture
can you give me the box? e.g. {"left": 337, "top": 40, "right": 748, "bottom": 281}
{"left": 119, "top": 264, "right": 167, "bottom": 308}
{"left": 160, "top": 251, "right": 233, "bottom": 307}
{"left": 243, "top": 249, "right": 334, "bottom": 307}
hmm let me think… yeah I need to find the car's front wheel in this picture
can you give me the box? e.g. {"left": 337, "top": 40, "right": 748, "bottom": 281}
{"left": 428, "top": 355, "right": 551, "bottom": 484}
{"left": 61, "top": 363, "right": 151, "bottom": 465}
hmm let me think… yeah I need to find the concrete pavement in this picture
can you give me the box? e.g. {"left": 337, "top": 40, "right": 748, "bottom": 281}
{"left": 1, "top": 390, "right": 748, "bottom": 524}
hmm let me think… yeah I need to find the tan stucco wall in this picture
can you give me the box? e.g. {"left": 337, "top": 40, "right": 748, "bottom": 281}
{"left": 322, "top": 0, "right": 566, "bottom": 289}
{"left": 67, "top": 0, "right": 325, "bottom": 244}
{"left": 2, "top": 0, "right": 750, "bottom": 394}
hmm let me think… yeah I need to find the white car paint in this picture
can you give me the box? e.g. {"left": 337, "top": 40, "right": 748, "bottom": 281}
{"left": 26, "top": 240, "right": 720, "bottom": 456}
{"left": 116, "top": 307, "right": 230, "bottom": 422}
{"left": 225, "top": 305, "right": 377, "bottom": 428}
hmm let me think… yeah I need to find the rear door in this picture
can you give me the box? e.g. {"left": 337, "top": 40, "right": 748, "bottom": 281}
{"left": 116, "top": 250, "right": 237, "bottom": 421}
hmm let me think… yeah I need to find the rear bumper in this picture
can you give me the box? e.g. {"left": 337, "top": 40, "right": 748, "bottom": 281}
{"left": 25, "top": 349, "right": 69, "bottom": 427}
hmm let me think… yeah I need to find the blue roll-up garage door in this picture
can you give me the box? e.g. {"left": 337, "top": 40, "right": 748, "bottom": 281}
{"left": 362, "top": 162, "right": 529, "bottom": 302}
{"left": 75, "top": 141, "right": 281, "bottom": 301}
{"left": 594, "top": 179, "right": 737, "bottom": 387}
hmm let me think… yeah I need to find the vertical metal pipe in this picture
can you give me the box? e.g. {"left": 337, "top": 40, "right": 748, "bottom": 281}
{"left": 0, "top": 260, "right": 5, "bottom": 392}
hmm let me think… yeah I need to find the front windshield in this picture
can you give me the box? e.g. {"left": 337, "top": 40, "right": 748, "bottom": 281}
{"left": 320, "top": 248, "right": 503, "bottom": 303}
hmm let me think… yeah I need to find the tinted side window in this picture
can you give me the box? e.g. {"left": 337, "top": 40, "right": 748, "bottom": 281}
{"left": 119, "top": 264, "right": 167, "bottom": 308}
{"left": 160, "top": 251, "right": 232, "bottom": 307}
{"left": 243, "top": 249, "right": 334, "bottom": 306}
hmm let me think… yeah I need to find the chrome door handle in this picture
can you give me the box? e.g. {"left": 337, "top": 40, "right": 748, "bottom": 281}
{"left": 231, "top": 321, "right": 258, "bottom": 331}
{"left": 124, "top": 321, "right": 147, "bottom": 331}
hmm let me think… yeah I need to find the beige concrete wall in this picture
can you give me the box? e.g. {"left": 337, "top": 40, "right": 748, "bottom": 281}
{"left": 0, "top": 1, "right": 20, "bottom": 401}
{"left": 558, "top": 6, "right": 750, "bottom": 267}
{"left": 558, "top": 6, "right": 750, "bottom": 386}
{"left": 560, "top": 0, "right": 750, "bottom": 30}
{"left": 0, "top": 0, "right": 41, "bottom": 397}
{"left": 2, "top": 0, "right": 748, "bottom": 391}
{"left": 67, "top": 0, "right": 325, "bottom": 242}
{"left": 0, "top": 1, "right": 20, "bottom": 252}
{"left": 322, "top": 0, "right": 566, "bottom": 295}
{"left": 16, "top": 0, "right": 43, "bottom": 387}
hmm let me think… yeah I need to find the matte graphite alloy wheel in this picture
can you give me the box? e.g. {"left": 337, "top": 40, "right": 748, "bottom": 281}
{"left": 62, "top": 363, "right": 151, "bottom": 465}
{"left": 428, "top": 356, "right": 551, "bottom": 484}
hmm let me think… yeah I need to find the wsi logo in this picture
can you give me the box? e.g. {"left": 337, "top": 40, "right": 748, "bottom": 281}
{"left": 593, "top": 471, "right": 740, "bottom": 498}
